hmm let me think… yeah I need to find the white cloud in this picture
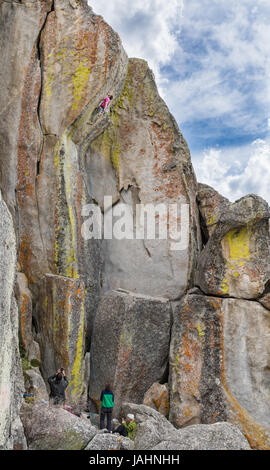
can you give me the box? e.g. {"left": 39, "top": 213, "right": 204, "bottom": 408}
{"left": 193, "top": 138, "right": 270, "bottom": 204}
{"left": 164, "top": 0, "right": 270, "bottom": 133}
{"left": 88, "top": 0, "right": 184, "bottom": 91}
{"left": 88, "top": 1, "right": 270, "bottom": 203}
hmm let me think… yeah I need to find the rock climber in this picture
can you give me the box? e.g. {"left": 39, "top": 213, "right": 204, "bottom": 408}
{"left": 48, "top": 368, "right": 69, "bottom": 406}
{"left": 98, "top": 94, "right": 113, "bottom": 115}
{"left": 100, "top": 384, "right": 114, "bottom": 432}
{"left": 113, "top": 413, "right": 137, "bottom": 440}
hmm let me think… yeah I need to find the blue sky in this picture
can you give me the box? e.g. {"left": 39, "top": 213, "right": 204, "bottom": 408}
{"left": 88, "top": 0, "right": 270, "bottom": 204}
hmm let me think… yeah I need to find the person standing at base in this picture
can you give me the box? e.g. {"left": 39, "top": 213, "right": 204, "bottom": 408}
{"left": 100, "top": 384, "right": 114, "bottom": 432}
{"left": 48, "top": 368, "right": 69, "bottom": 406}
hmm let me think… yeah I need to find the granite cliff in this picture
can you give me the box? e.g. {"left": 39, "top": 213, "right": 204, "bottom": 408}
{"left": 0, "top": 0, "right": 269, "bottom": 450}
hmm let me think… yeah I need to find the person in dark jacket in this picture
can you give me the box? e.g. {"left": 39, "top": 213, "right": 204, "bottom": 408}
{"left": 48, "top": 368, "right": 69, "bottom": 405}
{"left": 100, "top": 384, "right": 114, "bottom": 432}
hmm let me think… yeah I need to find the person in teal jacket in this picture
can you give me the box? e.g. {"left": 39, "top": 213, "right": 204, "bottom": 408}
{"left": 100, "top": 384, "right": 114, "bottom": 432}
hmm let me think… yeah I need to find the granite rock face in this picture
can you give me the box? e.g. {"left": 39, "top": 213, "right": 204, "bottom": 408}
{"left": 0, "top": 0, "right": 270, "bottom": 452}
{"left": 90, "top": 58, "right": 201, "bottom": 301}
{"left": 38, "top": 274, "right": 86, "bottom": 406}
{"left": 196, "top": 194, "right": 270, "bottom": 299}
{"left": 169, "top": 294, "right": 226, "bottom": 428}
{"left": 0, "top": 193, "right": 26, "bottom": 449}
{"left": 89, "top": 290, "right": 172, "bottom": 416}
{"left": 153, "top": 422, "right": 251, "bottom": 450}
{"left": 169, "top": 293, "right": 270, "bottom": 449}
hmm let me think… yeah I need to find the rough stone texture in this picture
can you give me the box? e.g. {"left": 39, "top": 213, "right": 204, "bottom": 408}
{"left": 0, "top": 0, "right": 201, "bottom": 349}
{"left": 15, "top": 270, "right": 41, "bottom": 366}
{"left": 23, "top": 369, "right": 49, "bottom": 402}
{"left": 89, "top": 290, "right": 172, "bottom": 416}
{"left": 0, "top": 2, "right": 200, "bottom": 440}
{"left": 169, "top": 294, "right": 226, "bottom": 428}
{"left": 81, "top": 351, "right": 90, "bottom": 408}
{"left": 169, "top": 293, "right": 270, "bottom": 449}
{"left": 25, "top": 0, "right": 129, "bottom": 343}
{"left": 143, "top": 382, "right": 170, "bottom": 417}
{"left": 2, "top": 0, "right": 269, "bottom": 452}
{"left": 153, "top": 422, "right": 251, "bottom": 450}
{"left": 92, "top": 57, "right": 201, "bottom": 301}
{"left": 38, "top": 274, "right": 86, "bottom": 406}
{"left": 20, "top": 401, "right": 96, "bottom": 450}
{"left": 85, "top": 432, "right": 134, "bottom": 450}
{"left": 259, "top": 292, "right": 270, "bottom": 311}
{"left": 121, "top": 402, "right": 249, "bottom": 450}
{"left": 0, "top": 0, "right": 52, "bottom": 216}
{"left": 0, "top": 193, "right": 26, "bottom": 449}
{"left": 196, "top": 194, "right": 270, "bottom": 299}
{"left": 197, "top": 183, "right": 230, "bottom": 240}
{"left": 15, "top": 272, "right": 33, "bottom": 353}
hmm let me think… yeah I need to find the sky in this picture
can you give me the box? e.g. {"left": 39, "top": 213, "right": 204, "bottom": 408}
{"left": 88, "top": 0, "right": 270, "bottom": 204}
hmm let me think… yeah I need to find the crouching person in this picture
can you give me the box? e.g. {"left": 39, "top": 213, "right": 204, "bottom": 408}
{"left": 113, "top": 413, "right": 137, "bottom": 440}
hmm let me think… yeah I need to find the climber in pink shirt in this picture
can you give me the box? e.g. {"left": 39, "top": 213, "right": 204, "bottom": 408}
{"left": 99, "top": 94, "right": 113, "bottom": 115}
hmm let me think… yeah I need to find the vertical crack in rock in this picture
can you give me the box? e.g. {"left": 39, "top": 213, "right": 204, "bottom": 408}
{"left": 33, "top": 1, "right": 55, "bottom": 269}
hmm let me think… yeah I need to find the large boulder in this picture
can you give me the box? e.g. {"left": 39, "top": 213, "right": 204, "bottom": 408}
{"left": 38, "top": 273, "right": 86, "bottom": 406}
{"left": 89, "top": 290, "right": 172, "bottom": 416}
{"left": 20, "top": 402, "right": 96, "bottom": 450}
{"left": 169, "top": 293, "right": 270, "bottom": 449}
{"left": 153, "top": 422, "right": 251, "bottom": 450}
{"left": 121, "top": 402, "right": 250, "bottom": 450}
{"left": 0, "top": 193, "right": 26, "bottom": 449}
{"left": 196, "top": 194, "right": 270, "bottom": 299}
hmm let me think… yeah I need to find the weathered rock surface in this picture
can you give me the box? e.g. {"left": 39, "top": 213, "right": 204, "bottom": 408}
{"left": 197, "top": 183, "right": 230, "bottom": 240}
{"left": 21, "top": 402, "right": 96, "bottom": 450}
{"left": 153, "top": 422, "right": 251, "bottom": 450}
{"left": 169, "top": 293, "right": 270, "bottom": 449}
{"left": 0, "top": 193, "right": 26, "bottom": 449}
{"left": 196, "top": 194, "right": 270, "bottom": 299}
{"left": 0, "top": 0, "right": 52, "bottom": 216}
{"left": 15, "top": 270, "right": 41, "bottom": 367}
{"left": 121, "top": 402, "right": 250, "bottom": 450}
{"left": 169, "top": 294, "right": 226, "bottom": 428}
{"left": 38, "top": 274, "right": 86, "bottom": 406}
{"left": 143, "top": 382, "right": 170, "bottom": 417}
{"left": 1, "top": 0, "right": 269, "bottom": 452}
{"left": 89, "top": 290, "right": 172, "bottom": 416}
{"left": 91, "top": 57, "right": 201, "bottom": 301}
{"left": 85, "top": 432, "right": 134, "bottom": 450}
